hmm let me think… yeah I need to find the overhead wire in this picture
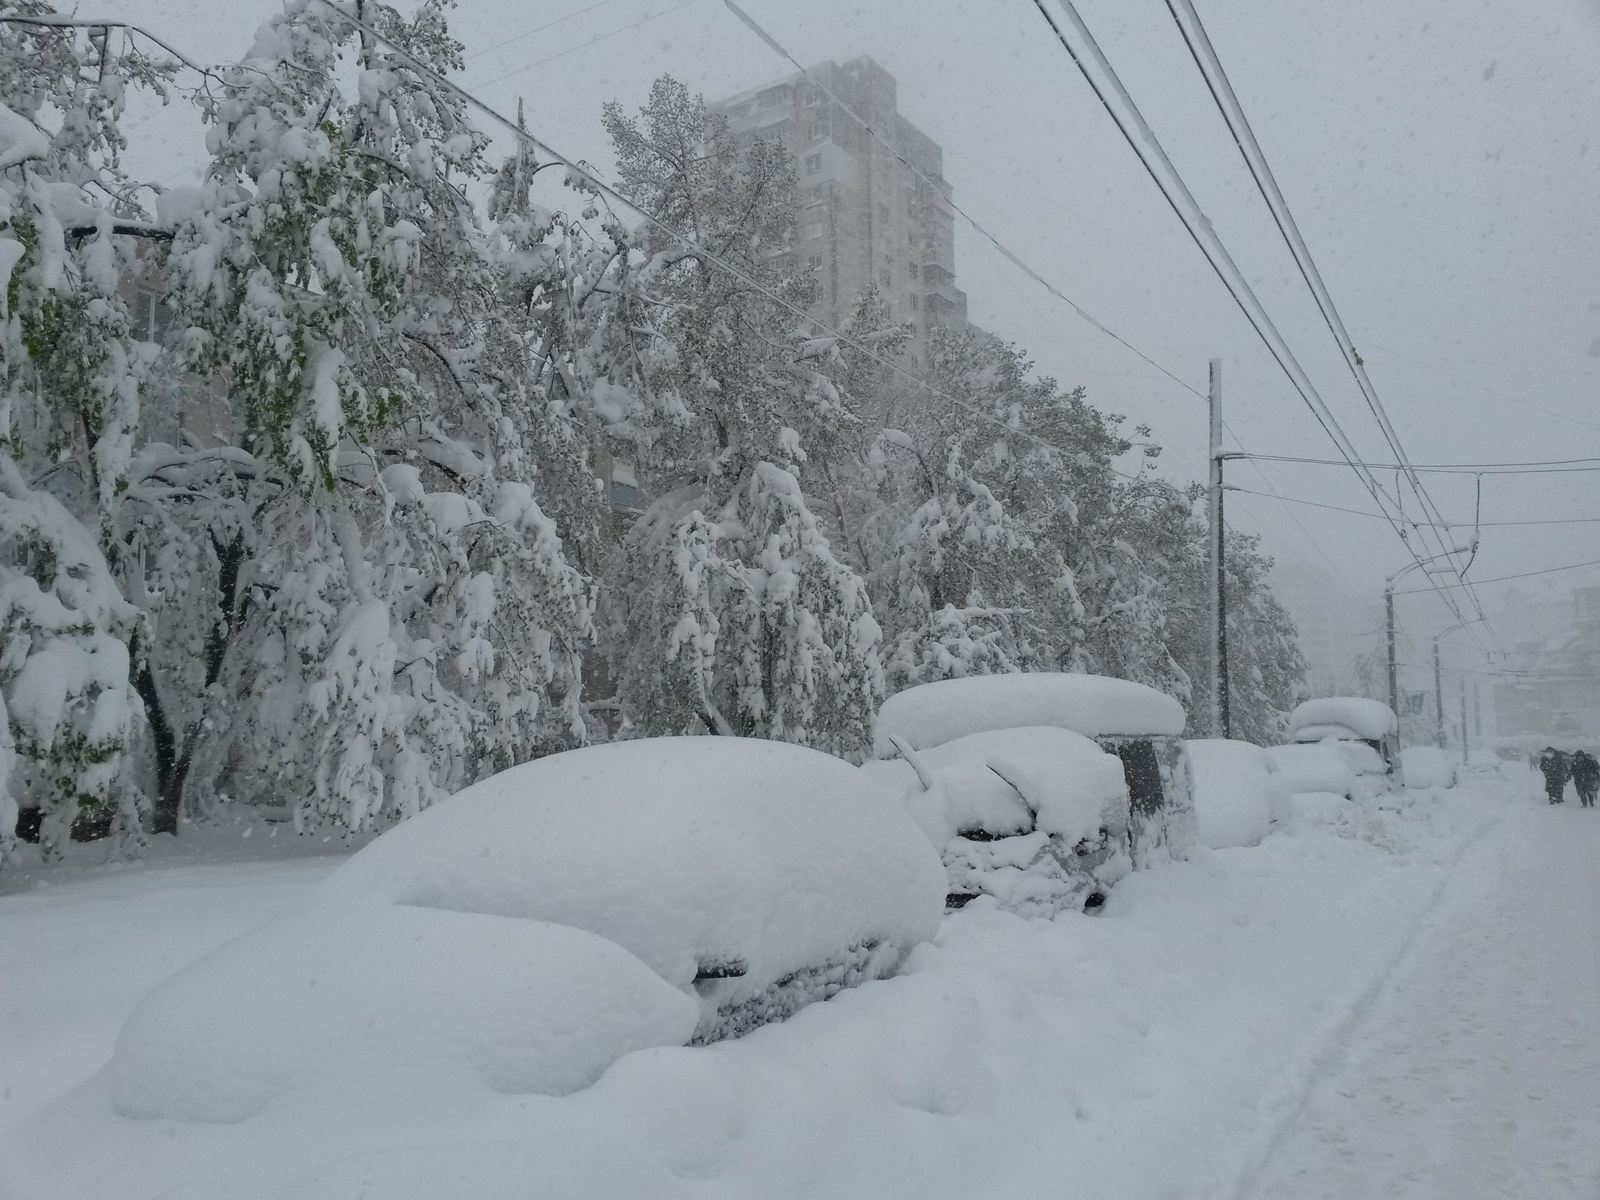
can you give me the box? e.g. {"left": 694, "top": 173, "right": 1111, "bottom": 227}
{"left": 716, "top": 0, "right": 1207, "bottom": 405}
{"left": 1027, "top": 0, "right": 1488, "bottom": 655}
{"left": 1159, "top": 0, "right": 1507, "bottom": 656}
{"left": 316, "top": 0, "right": 1178, "bottom": 494}
{"left": 1228, "top": 452, "right": 1600, "bottom": 475}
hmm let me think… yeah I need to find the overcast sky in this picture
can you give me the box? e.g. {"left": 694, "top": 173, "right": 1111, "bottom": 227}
{"left": 111, "top": 0, "right": 1600, "bottom": 681}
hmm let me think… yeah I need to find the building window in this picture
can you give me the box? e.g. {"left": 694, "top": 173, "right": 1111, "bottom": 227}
{"left": 804, "top": 153, "right": 821, "bottom": 174}
{"left": 759, "top": 88, "right": 783, "bottom": 109}
{"left": 611, "top": 462, "right": 640, "bottom": 512}
{"left": 910, "top": 294, "right": 919, "bottom": 310}
{"left": 808, "top": 185, "right": 824, "bottom": 200}
{"left": 809, "top": 121, "right": 824, "bottom": 140}
{"left": 908, "top": 230, "right": 917, "bottom": 247}
{"left": 885, "top": 302, "right": 892, "bottom": 317}
{"left": 908, "top": 263, "right": 918, "bottom": 279}
{"left": 881, "top": 268, "right": 891, "bottom": 286}
{"left": 877, "top": 202, "right": 890, "bottom": 222}
{"left": 805, "top": 221, "right": 824, "bottom": 240}
{"left": 808, "top": 254, "right": 823, "bottom": 269}
{"left": 805, "top": 91, "right": 819, "bottom": 106}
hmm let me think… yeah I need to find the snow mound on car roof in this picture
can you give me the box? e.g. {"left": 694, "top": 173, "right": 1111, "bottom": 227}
{"left": 1288, "top": 697, "right": 1396, "bottom": 741}
{"left": 112, "top": 902, "right": 699, "bottom": 1123}
{"left": 319, "top": 738, "right": 946, "bottom": 1038}
{"left": 874, "top": 673, "right": 1185, "bottom": 757}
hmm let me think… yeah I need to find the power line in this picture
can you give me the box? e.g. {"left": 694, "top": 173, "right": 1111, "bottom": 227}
{"left": 717, "top": 0, "right": 1207, "bottom": 404}
{"left": 1162, "top": 0, "right": 1455, "bottom": 557}
{"left": 1229, "top": 452, "right": 1600, "bottom": 475}
{"left": 318, "top": 0, "right": 1174, "bottom": 495}
{"left": 472, "top": 0, "right": 704, "bottom": 89}
{"left": 1158, "top": 0, "right": 1505, "bottom": 661}
{"left": 461, "top": 0, "right": 622, "bottom": 63}
{"left": 1392, "top": 558, "right": 1600, "bottom": 595}
{"left": 1226, "top": 485, "right": 1600, "bottom": 527}
{"left": 1027, "top": 0, "right": 1486, "bottom": 652}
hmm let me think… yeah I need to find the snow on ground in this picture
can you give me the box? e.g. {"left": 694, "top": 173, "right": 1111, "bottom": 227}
{"left": 1246, "top": 774, "right": 1600, "bottom": 1199}
{"left": 2, "top": 765, "right": 1589, "bottom": 1199}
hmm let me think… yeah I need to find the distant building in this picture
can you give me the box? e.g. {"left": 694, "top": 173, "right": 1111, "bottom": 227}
{"left": 1268, "top": 560, "right": 1384, "bottom": 697}
{"left": 1491, "top": 578, "right": 1600, "bottom": 746}
{"left": 709, "top": 56, "right": 966, "bottom": 372}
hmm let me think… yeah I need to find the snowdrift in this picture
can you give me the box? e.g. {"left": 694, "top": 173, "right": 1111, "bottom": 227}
{"left": 1288, "top": 697, "right": 1396, "bottom": 742}
{"left": 863, "top": 726, "right": 1131, "bottom": 915}
{"left": 1186, "top": 739, "right": 1291, "bottom": 849}
{"left": 112, "top": 902, "right": 699, "bottom": 1122}
{"left": 1401, "top": 746, "right": 1458, "bottom": 789}
{"left": 320, "top": 738, "right": 946, "bottom": 1042}
{"left": 873, "top": 672, "right": 1185, "bottom": 757}
{"left": 1265, "top": 742, "right": 1359, "bottom": 799}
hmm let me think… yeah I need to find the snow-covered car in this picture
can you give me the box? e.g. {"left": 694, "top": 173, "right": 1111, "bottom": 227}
{"left": 111, "top": 738, "right": 945, "bottom": 1120}
{"left": 1399, "top": 745, "right": 1458, "bottom": 789}
{"left": 1288, "top": 697, "right": 1398, "bottom": 772}
{"left": 314, "top": 737, "right": 946, "bottom": 1044}
{"left": 1185, "top": 738, "right": 1292, "bottom": 849}
{"left": 861, "top": 725, "right": 1133, "bottom": 915}
{"left": 1264, "top": 741, "right": 1360, "bottom": 799}
{"left": 867, "top": 673, "right": 1195, "bottom": 914}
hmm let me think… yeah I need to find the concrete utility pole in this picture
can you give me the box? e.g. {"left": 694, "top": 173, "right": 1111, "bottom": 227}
{"left": 1387, "top": 584, "right": 1399, "bottom": 728}
{"left": 1434, "top": 638, "right": 1445, "bottom": 748}
{"left": 1208, "top": 358, "right": 1230, "bottom": 739}
{"left": 1460, "top": 678, "right": 1469, "bottom": 757}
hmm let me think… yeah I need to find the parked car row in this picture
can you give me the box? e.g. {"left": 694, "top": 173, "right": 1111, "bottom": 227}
{"left": 114, "top": 679, "right": 1456, "bottom": 1122}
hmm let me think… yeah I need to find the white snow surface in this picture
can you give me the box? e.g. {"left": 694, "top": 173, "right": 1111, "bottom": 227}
{"left": 1288, "top": 697, "right": 1397, "bottom": 741}
{"left": 1265, "top": 741, "right": 1360, "bottom": 798}
{"left": 1401, "top": 745, "right": 1459, "bottom": 790}
{"left": 871, "top": 726, "right": 1128, "bottom": 847}
{"left": 1186, "top": 739, "right": 1289, "bottom": 849}
{"left": 874, "top": 672, "right": 1185, "bottom": 758}
{"left": 1325, "top": 737, "right": 1389, "bottom": 776}
{"left": 317, "top": 738, "right": 946, "bottom": 1023}
{"left": 9, "top": 771, "right": 1596, "bottom": 1200}
{"left": 111, "top": 901, "right": 699, "bottom": 1122}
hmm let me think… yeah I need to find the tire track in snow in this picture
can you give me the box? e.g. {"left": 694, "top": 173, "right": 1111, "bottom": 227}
{"left": 1202, "top": 789, "right": 1513, "bottom": 1200}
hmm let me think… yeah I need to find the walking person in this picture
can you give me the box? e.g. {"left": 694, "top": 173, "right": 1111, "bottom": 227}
{"left": 1539, "top": 746, "right": 1570, "bottom": 804}
{"left": 1571, "top": 750, "right": 1600, "bottom": 808}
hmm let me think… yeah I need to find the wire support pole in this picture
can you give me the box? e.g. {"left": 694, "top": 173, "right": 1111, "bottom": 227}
{"left": 1209, "top": 358, "right": 1230, "bottom": 738}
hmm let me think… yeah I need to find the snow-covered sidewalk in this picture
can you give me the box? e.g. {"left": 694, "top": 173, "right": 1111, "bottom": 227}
{"left": 1246, "top": 791, "right": 1600, "bottom": 1199}
{"left": 0, "top": 770, "right": 1569, "bottom": 1200}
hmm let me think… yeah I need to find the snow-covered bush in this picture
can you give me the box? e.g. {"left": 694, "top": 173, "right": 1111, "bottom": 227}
{"left": 112, "top": 901, "right": 698, "bottom": 1122}
{"left": 1186, "top": 738, "right": 1289, "bottom": 849}
{"left": 319, "top": 737, "right": 945, "bottom": 1042}
{"left": 1400, "top": 746, "right": 1458, "bottom": 790}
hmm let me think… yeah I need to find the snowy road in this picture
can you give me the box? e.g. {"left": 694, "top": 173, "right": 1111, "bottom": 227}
{"left": 1245, "top": 797, "right": 1600, "bottom": 1200}
{"left": 3, "top": 770, "right": 1597, "bottom": 1199}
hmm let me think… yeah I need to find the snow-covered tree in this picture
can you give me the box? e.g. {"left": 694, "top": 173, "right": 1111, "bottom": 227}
{"left": 859, "top": 325, "right": 1189, "bottom": 697}
{"left": 0, "top": 8, "right": 178, "bottom": 856}
{"left": 161, "top": 0, "right": 596, "bottom": 831}
{"left": 595, "top": 77, "right": 883, "bottom": 758}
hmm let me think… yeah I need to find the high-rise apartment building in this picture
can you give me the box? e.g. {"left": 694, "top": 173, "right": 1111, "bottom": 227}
{"left": 709, "top": 56, "right": 965, "bottom": 370}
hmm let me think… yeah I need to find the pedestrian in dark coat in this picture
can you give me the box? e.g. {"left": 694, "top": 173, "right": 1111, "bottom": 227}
{"left": 1572, "top": 750, "right": 1600, "bottom": 808}
{"left": 1539, "top": 747, "right": 1570, "bottom": 804}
